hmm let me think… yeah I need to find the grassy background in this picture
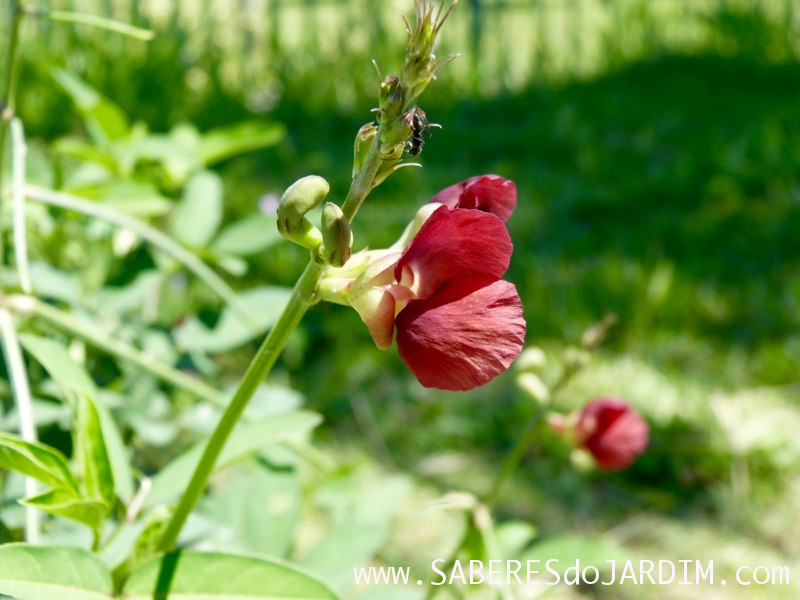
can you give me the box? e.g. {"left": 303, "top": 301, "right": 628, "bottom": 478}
{"left": 4, "top": 0, "right": 800, "bottom": 597}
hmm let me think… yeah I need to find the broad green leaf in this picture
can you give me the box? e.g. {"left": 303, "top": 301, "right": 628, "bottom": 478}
{"left": 53, "top": 69, "right": 129, "bottom": 147}
{"left": 300, "top": 522, "right": 388, "bottom": 594}
{"left": 52, "top": 137, "right": 117, "bottom": 170}
{"left": 202, "top": 465, "right": 300, "bottom": 557}
{"left": 170, "top": 171, "right": 223, "bottom": 247}
{"left": 123, "top": 551, "right": 337, "bottom": 600}
{"left": 19, "top": 334, "right": 131, "bottom": 504}
{"left": 100, "top": 181, "right": 173, "bottom": 217}
{"left": 199, "top": 121, "right": 286, "bottom": 165}
{"left": 76, "top": 395, "right": 115, "bottom": 508}
{"left": 496, "top": 520, "right": 538, "bottom": 558}
{"left": 27, "top": 262, "right": 80, "bottom": 304}
{"left": 212, "top": 213, "right": 283, "bottom": 256}
{"left": 126, "top": 123, "right": 203, "bottom": 185}
{"left": 0, "top": 432, "right": 79, "bottom": 494}
{"left": 0, "top": 543, "right": 113, "bottom": 600}
{"left": 21, "top": 488, "right": 108, "bottom": 530}
{"left": 144, "top": 410, "right": 322, "bottom": 509}
{"left": 19, "top": 334, "right": 97, "bottom": 401}
{"left": 174, "top": 286, "right": 292, "bottom": 353}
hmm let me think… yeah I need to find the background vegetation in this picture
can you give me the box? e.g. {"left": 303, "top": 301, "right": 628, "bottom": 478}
{"left": 2, "top": 0, "right": 799, "bottom": 598}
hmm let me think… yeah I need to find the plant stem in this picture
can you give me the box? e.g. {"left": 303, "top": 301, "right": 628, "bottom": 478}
{"left": 156, "top": 260, "right": 322, "bottom": 551}
{"left": 5, "top": 294, "right": 225, "bottom": 407}
{"left": 10, "top": 117, "right": 30, "bottom": 293}
{"left": 24, "top": 185, "right": 258, "bottom": 331}
{"left": 156, "top": 132, "right": 384, "bottom": 553}
{"left": 43, "top": 10, "right": 155, "bottom": 40}
{"left": 485, "top": 368, "right": 573, "bottom": 509}
{"left": 0, "top": 308, "right": 40, "bottom": 543}
{"left": 0, "top": 0, "right": 24, "bottom": 264}
{"left": 485, "top": 414, "right": 544, "bottom": 510}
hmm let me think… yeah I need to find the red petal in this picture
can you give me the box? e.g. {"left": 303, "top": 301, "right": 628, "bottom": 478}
{"left": 395, "top": 206, "right": 512, "bottom": 298}
{"left": 395, "top": 276, "right": 526, "bottom": 391}
{"left": 430, "top": 175, "right": 517, "bottom": 222}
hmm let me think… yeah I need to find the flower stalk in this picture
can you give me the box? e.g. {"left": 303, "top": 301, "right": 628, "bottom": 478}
{"left": 157, "top": 0, "right": 458, "bottom": 554}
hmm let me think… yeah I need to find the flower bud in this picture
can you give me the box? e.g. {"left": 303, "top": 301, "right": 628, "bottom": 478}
{"left": 353, "top": 123, "right": 378, "bottom": 179}
{"left": 318, "top": 202, "right": 352, "bottom": 267}
{"left": 378, "top": 74, "right": 404, "bottom": 116}
{"left": 573, "top": 398, "right": 648, "bottom": 471}
{"left": 277, "top": 175, "right": 330, "bottom": 250}
{"left": 515, "top": 346, "right": 547, "bottom": 372}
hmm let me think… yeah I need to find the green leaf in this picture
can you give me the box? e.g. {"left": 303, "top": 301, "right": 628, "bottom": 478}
{"left": 53, "top": 69, "right": 129, "bottom": 147}
{"left": 0, "top": 432, "right": 79, "bottom": 494}
{"left": 496, "top": 520, "right": 538, "bottom": 558}
{"left": 174, "top": 286, "right": 292, "bottom": 353}
{"left": 201, "top": 465, "right": 300, "bottom": 557}
{"left": 52, "top": 137, "right": 117, "bottom": 170}
{"left": 144, "top": 410, "right": 322, "bottom": 509}
{"left": 0, "top": 543, "right": 113, "bottom": 600}
{"left": 76, "top": 395, "right": 115, "bottom": 508}
{"left": 170, "top": 171, "right": 223, "bottom": 247}
{"left": 199, "top": 121, "right": 286, "bottom": 165}
{"left": 19, "top": 333, "right": 97, "bottom": 401}
{"left": 19, "top": 334, "right": 132, "bottom": 503}
{"left": 125, "top": 124, "right": 203, "bottom": 186}
{"left": 300, "top": 522, "right": 388, "bottom": 594}
{"left": 20, "top": 489, "right": 109, "bottom": 530}
{"left": 123, "top": 551, "right": 337, "bottom": 599}
{"left": 212, "top": 213, "right": 283, "bottom": 256}
{"left": 99, "top": 181, "right": 173, "bottom": 217}
{"left": 93, "top": 395, "right": 134, "bottom": 504}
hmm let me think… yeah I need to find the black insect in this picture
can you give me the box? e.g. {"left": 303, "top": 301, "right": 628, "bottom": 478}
{"left": 407, "top": 107, "right": 433, "bottom": 157}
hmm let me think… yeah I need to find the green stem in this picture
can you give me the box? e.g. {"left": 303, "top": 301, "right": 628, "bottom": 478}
{"left": 23, "top": 185, "right": 258, "bottom": 331}
{"left": 473, "top": 504, "right": 516, "bottom": 600}
{"left": 5, "top": 294, "right": 225, "bottom": 407}
{"left": 0, "top": 0, "right": 24, "bottom": 262}
{"left": 10, "top": 118, "right": 30, "bottom": 293}
{"left": 485, "top": 368, "right": 573, "bottom": 509}
{"left": 42, "top": 10, "right": 155, "bottom": 41}
{"left": 0, "top": 308, "right": 40, "bottom": 543}
{"left": 157, "top": 133, "right": 385, "bottom": 553}
{"left": 485, "top": 415, "right": 543, "bottom": 510}
{"left": 157, "top": 261, "right": 323, "bottom": 551}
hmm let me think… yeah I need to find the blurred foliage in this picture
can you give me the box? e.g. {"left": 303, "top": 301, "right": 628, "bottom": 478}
{"left": 0, "top": 0, "right": 799, "bottom": 598}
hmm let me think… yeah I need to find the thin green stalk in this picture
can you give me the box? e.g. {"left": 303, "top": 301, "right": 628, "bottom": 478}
{"left": 10, "top": 117, "right": 30, "bottom": 293}
{"left": 5, "top": 294, "right": 225, "bottom": 407}
{"left": 0, "top": 0, "right": 24, "bottom": 256}
{"left": 42, "top": 10, "right": 155, "bottom": 40}
{"left": 158, "top": 132, "right": 385, "bottom": 552}
{"left": 23, "top": 185, "right": 258, "bottom": 330}
{"left": 473, "top": 504, "right": 516, "bottom": 600}
{"left": 0, "top": 308, "right": 40, "bottom": 543}
{"left": 157, "top": 260, "right": 323, "bottom": 551}
{"left": 485, "top": 368, "right": 572, "bottom": 509}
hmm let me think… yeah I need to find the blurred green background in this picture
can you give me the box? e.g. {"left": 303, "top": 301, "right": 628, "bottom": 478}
{"left": 3, "top": 0, "right": 800, "bottom": 598}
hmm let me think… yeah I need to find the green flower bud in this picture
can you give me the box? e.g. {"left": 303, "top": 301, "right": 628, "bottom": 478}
{"left": 278, "top": 175, "right": 330, "bottom": 229}
{"left": 353, "top": 122, "right": 378, "bottom": 179}
{"left": 277, "top": 175, "right": 330, "bottom": 250}
{"left": 318, "top": 202, "right": 352, "bottom": 267}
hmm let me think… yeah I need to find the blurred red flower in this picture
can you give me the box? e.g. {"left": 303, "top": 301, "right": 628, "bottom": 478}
{"left": 574, "top": 398, "right": 649, "bottom": 471}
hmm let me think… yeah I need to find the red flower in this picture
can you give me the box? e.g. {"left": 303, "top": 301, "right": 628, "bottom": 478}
{"left": 429, "top": 174, "right": 517, "bottom": 222}
{"left": 574, "top": 398, "right": 649, "bottom": 471}
{"left": 348, "top": 184, "right": 525, "bottom": 391}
